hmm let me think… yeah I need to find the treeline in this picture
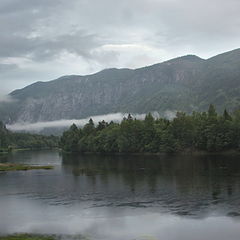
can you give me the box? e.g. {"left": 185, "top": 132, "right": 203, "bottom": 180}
{"left": 60, "top": 105, "right": 240, "bottom": 154}
{"left": 0, "top": 121, "right": 58, "bottom": 152}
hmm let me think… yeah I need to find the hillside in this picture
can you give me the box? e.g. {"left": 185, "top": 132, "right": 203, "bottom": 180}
{"left": 1, "top": 48, "right": 240, "bottom": 123}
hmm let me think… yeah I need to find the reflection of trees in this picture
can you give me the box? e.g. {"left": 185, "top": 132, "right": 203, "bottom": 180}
{"left": 61, "top": 154, "right": 240, "bottom": 218}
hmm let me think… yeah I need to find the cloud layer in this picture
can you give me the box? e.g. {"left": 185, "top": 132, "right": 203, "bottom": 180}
{"left": 6, "top": 113, "right": 146, "bottom": 132}
{"left": 1, "top": 0, "right": 240, "bottom": 92}
{"left": 7, "top": 111, "right": 174, "bottom": 133}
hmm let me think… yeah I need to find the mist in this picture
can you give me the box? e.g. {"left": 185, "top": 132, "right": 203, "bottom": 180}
{"left": 6, "top": 111, "right": 176, "bottom": 133}
{"left": 6, "top": 113, "right": 146, "bottom": 133}
{"left": 163, "top": 110, "right": 177, "bottom": 120}
{"left": 0, "top": 94, "right": 14, "bottom": 103}
{"left": 6, "top": 110, "right": 177, "bottom": 133}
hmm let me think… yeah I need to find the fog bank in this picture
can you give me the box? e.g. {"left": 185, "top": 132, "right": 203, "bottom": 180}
{"left": 6, "top": 113, "right": 145, "bottom": 132}
{"left": 0, "top": 94, "right": 14, "bottom": 103}
{"left": 6, "top": 111, "right": 176, "bottom": 133}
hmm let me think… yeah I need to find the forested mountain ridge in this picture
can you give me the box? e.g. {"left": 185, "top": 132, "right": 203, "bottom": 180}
{"left": 1, "top": 48, "right": 240, "bottom": 123}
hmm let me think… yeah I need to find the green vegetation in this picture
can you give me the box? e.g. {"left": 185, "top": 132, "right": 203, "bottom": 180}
{"left": 0, "top": 234, "right": 55, "bottom": 240}
{"left": 0, "top": 163, "right": 53, "bottom": 171}
{"left": 60, "top": 105, "right": 240, "bottom": 154}
{"left": 0, "top": 121, "right": 58, "bottom": 152}
{"left": 0, "top": 234, "right": 89, "bottom": 240}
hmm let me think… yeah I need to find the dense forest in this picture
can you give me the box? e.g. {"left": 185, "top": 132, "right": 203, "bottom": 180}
{"left": 0, "top": 121, "right": 58, "bottom": 153}
{"left": 60, "top": 105, "right": 240, "bottom": 154}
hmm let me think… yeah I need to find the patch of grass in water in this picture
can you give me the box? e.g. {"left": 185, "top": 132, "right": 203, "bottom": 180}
{"left": 0, "top": 163, "right": 54, "bottom": 171}
{"left": 0, "top": 234, "right": 55, "bottom": 240}
{"left": 0, "top": 234, "right": 90, "bottom": 240}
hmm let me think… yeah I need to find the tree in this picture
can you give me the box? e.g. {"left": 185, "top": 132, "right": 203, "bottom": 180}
{"left": 223, "top": 109, "right": 232, "bottom": 121}
{"left": 208, "top": 104, "right": 217, "bottom": 118}
{"left": 83, "top": 118, "right": 95, "bottom": 135}
{"left": 60, "top": 107, "right": 240, "bottom": 154}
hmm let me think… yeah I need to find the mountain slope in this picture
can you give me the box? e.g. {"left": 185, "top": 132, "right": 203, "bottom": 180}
{"left": 1, "top": 49, "right": 240, "bottom": 123}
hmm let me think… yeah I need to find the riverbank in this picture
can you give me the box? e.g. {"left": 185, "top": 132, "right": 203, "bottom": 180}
{"left": 0, "top": 234, "right": 56, "bottom": 240}
{"left": 0, "top": 148, "right": 60, "bottom": 156}
{"left": 0, "top": 163, "right": 54, "bottom": 171}
{"left": 62, "top": 149, "right": 240, "bottom": 156}
{"left": 0, "top": 234, "right": 87, "bottom": 240}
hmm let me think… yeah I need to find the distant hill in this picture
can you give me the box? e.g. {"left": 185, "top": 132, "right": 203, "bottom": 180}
{"left": 1, "top": 48, "right": 240, "bottom": 123}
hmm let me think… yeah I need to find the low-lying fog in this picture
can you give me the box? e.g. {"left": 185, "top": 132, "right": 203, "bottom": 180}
{"left": 6, "top": 111, "right": 176, "bottom": 134}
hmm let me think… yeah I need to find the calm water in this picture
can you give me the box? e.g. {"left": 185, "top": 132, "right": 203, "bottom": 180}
{"left": 1, "top": 150, "right": 240, "bottom": 240}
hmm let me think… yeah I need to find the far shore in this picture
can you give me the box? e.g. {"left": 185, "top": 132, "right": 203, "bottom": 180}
{"left": 0, "top": 147, "right": 60, "bottom": 155}
{"left": 61, "top": 149, "right": 240, "bottom": 156}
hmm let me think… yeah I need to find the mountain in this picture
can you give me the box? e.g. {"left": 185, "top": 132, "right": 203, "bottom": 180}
{"left": 1, "top": 48, "right": 240, "bottom": 123}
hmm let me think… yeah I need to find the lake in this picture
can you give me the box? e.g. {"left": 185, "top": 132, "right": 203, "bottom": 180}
{"left": 1, "top": 150, "right": 240, "bottom": 240}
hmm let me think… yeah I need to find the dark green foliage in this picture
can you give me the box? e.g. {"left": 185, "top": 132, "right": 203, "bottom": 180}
{"left": 0, "top": 234, "right": 55, "bottom": 240}
{"left": 60, "top": 106, "right": 240, "bottom": 153}
{"left": 0, "top": 121, "right": 58, "bottom": 151}
{"left": 223, "top": 109, "right": 232, "bottom": 121}
{"left": 208, "top": 104, "right": 217, "bottom": 118}
{"left": 0, "top": 121, "right": 10, "bottom": 149}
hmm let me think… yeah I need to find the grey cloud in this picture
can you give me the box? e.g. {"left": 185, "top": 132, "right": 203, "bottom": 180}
{"left": 0, "top": 0, "right": 61, "bottom": 14}
{"left": 0, "top": 31, "right": 101, "bottom": 61}
{"left": 0, "top": 0, "right": 240, "bottom": 92}
{"left": 0, "top": 63, "right": 18, "bottom": 72}
{"left": 0, "top": 1, "right": 102, "bottom": 62}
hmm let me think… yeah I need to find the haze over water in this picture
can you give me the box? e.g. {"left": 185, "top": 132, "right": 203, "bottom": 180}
{"left": 1, "top": 150, "right": 240, "bottom": 240}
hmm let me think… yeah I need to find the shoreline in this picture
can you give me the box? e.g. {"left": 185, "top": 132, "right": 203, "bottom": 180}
{"left": 0, "top": 147, "right": 60, "bottom": 155}
{"left": 0, "top": 234, "right": 56, "bottom": 240}
{"left": 61, "top": 149, "right": 240, "bottom": 156}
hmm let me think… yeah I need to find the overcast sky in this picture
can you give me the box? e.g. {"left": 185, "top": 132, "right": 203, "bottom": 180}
{"left": 0, "top": 0, "right": 240, "bottom": 93}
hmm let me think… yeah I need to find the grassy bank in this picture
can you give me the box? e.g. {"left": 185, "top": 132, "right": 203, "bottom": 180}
{"left": 0, "top": 234, "right": 89, "bottom": 240}
{"left": 0, "top": 234, "right": 55, "bottom": 240}
{"left": 0, "top": 163, "right": 54, "bottom": 171}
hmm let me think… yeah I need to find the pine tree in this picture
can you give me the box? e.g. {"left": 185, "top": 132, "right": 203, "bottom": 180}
{"left": 208, "top": 104, "right": 217, "bottom": 118}
{"left": 223, "top": 109, "right": 232, "bottom": 121}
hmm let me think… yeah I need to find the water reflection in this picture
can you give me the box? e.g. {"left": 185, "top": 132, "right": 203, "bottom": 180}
{"left": 1, "top": 151, "right": 240, "bottom": 239}
{"left": 62, "top": 153, "right": 240, "bottom": 218}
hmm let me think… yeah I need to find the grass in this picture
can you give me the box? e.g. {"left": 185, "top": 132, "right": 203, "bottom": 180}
{"left": 0, "top": 163, "right": 54, "bottom": 171}
{"left": 0, "top": 234, "right": 89, "bottom": 240}
{"left": 0, "top": 234, "right": 55, "bottom": 240}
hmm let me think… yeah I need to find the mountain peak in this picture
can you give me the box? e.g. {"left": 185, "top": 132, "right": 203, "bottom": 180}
{"left": 2, "top": 48, "right": 240, "bottom": 124}
{"left": 166, "top": 55, "right": 204, "bottom": 64}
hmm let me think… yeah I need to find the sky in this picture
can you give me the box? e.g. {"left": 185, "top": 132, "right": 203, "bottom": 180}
{"left": 0, "top": 0, "right": 240, "bottom": 94}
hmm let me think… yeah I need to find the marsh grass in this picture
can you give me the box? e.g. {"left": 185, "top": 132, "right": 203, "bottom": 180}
{"left": 0, "top": 234, "right": 89, "bottom": 240}
{"left": 0, "top": 234, "right": 55, "bottom": 240}
{"left": 0, "top": 163, "right": 53, "bottom": 171}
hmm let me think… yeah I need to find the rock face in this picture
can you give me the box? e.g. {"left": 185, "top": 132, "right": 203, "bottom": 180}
{"left": 1, "top": 48, "right": 240, "bottom": 123}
